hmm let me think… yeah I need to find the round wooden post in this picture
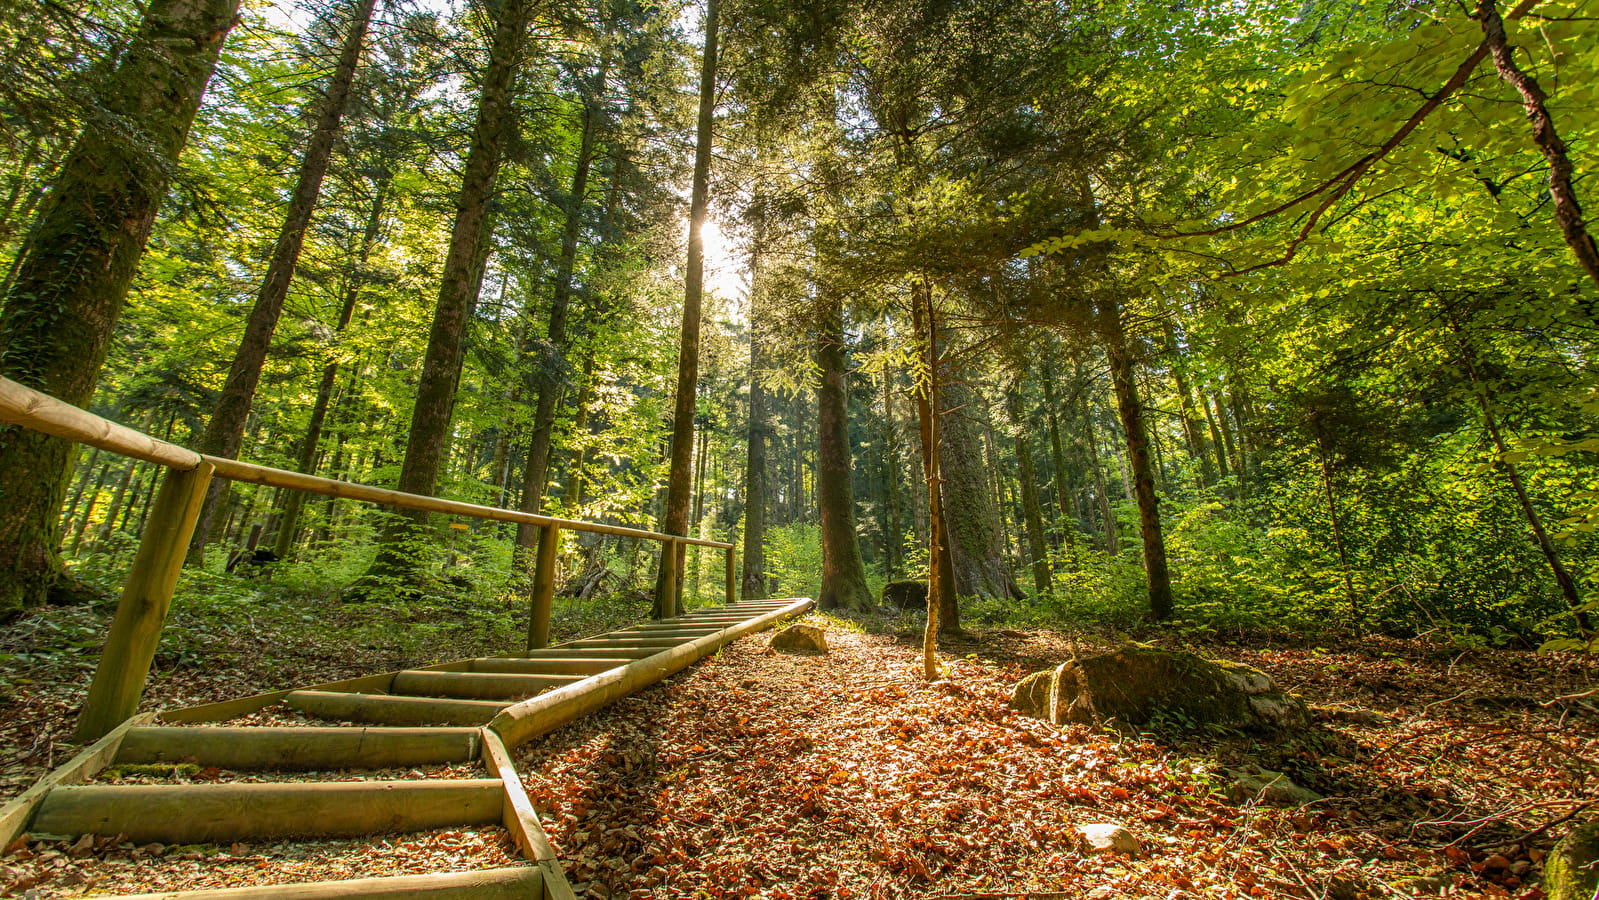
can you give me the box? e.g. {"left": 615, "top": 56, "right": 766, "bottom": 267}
{"left": 724, "top": 546, "right": 735, "bottom": 606}
{"left": 525, "top": 524, "right": 560, "bottom": 652}
{"left": 75, "top": 460, "right": 215, "bottom": 742}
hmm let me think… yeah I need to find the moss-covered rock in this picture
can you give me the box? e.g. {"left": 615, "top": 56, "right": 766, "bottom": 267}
{"left": 770, "top": 624, "right": 828, "bottom": 654}
{"left": 1007, "top": 645, "right": 1308, "bottom": 732}
{"left": 1545, "top": 821, "right": 1599, "bottom": 900}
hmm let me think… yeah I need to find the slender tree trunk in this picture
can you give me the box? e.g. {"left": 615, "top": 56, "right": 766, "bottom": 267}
{"left": 815, "top": 294, "right": 873, "bottom": 611}
{"left": 653, "top": 0, "right": 719, "bottom": 618}
{"left": 1098, "top": 300, "right": 1175, "bottom": 620}
{"left": 70, "top": 462, "right": 113, "bottom": 556}
{"left": 1312, "top": 420, "right": 1360, "bottom": 617}
{"left": 516, "top": 68, "right": 606, "bottom": 556}
{"left": 1039, "top": 365, "right": 1078, "bottom": 553}
{"left": 186, "top": 0, "right": 378, "bottom": 564}
{"left": 1081, "top": 392, "right": 1118, "bottom": 555}
{"left": 741, "top": 324, "right": 769, "bottom": 601}
{"left": 882, "top": 367, "right": 904, "bottom": 579}
{"left": 61, "top": 447, "right": 103, "bottom": 538}
{"left": 1200, "top": 389, "right": 1232, "bottom": 482}
{"left": 1162, "top": 317, "right": 1215, "bottom": 486}
{"left": 358, "top": 0, "right": 533, "bottom": 591}
{"left": 1460, "top": 347, "right": 1591, "bottom": 634}
{"left": 97, "top": 461, "right": 137, "bottom": 546}
{"left": 912, "top": 282, "right": 954, "bottom": 669}
{"left": 273, "top": 175, "right": 387, "bottom": 560}
{"left": 0, "top": 0, "right": 239, "bottom": 616}
{"left": 1007, "top": 384, "right": 1050, "bottom": 598}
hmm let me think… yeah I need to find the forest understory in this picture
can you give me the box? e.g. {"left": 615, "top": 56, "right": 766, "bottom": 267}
{"left": 1, "top": 594, "right": 1594, "bottom": 900}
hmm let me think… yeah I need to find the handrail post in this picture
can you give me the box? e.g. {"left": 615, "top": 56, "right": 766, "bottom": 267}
{"left": 525, "top": 525, "right": 560, "bottom": 653}
{"left": 75, "top": 460, "right": 215, "bottom": 742}
{"left": 724, "top": 546, "right": 735, "bottom": 605}
{"left": 656, "top": 539, "right": 678, "bottom": 620}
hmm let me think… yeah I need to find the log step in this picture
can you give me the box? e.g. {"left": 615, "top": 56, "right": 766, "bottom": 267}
{"left": 115, "top": 726, "right": 481, "bottom": 770}
{"left": 560, "top": 637, "right": 684, "bottom": 649}
{"left": 32, "top": 779, "right": 504, "bottom": 843}
{"left": 470, "top": 658, "right": 631, "bottom": 676}
{"left": 103, "top": 866, "right": 544, "bottom": 899}
{"left": 285, "top": 691, "right": 506, "bottom": 727}
{"left": 518, "top": 647, "right": 657, "bottom": 659}
{"left": 391, "top": 671, "right": 583, "bottom": 700}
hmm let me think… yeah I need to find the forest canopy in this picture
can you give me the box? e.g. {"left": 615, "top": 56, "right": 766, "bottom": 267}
{"left": 0, "top": 0, "right": 1595, "bottom": 650}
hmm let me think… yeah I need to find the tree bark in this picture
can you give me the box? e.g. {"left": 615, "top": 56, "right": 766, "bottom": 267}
{"left": 941, "top": 375, "right": 1021, "bottom": 603}
{"left": 814, "top": 293, "right": 873, "bottom": 611}
{"left": 186, "top": 0, "right": 378, "bottom": 565}
{"left": 357, "top": 0, "right": 533, "bottom": 591}
{"left": 1097, "top": 303, "right": 1175, "bottom": 620}
{"left": 1478, "top": 0, "right": 1599, "bottom": 294}
{"left": 741, "top": 323, "right": 769, "bottom": 601}
{"left": 653, "top": 0, "right": 719, "bottom": 618}
{"left": 1007, "top": 384, "right": 1051, "bottom": 598}
{"left": 272, "top": 174, "right": 389, "bottom": 560}
{"left": 0, "top": 0, "right": 239, "bottom": 617}
{"left": 912, "top": 283, "right": 955, "bottom": 665}
{"left": 881, "top": 366, "right": 905, "bottom": 579}
{"left": 516, "top": 65, "right": 606, "bottom": 556}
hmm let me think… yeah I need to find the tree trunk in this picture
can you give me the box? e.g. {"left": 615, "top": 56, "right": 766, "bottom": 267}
{"left": 1007, "top": 384, "right": 1050, "bottom": 598}
{"left": 1461, "top": 347, "right": 1591, "bottom": 634}
{"left": 653, "top": 0, "right": 719, "bottom": 618}
{"left": 1081, "top": 395, "right": 1118, "bottom": 555}
{"left": 912, "top": 282, "right": 955, "bottom": 669}
{"left": 1479, "top": 0, "right": 1599, "bottom": 293}
{"left": 940, "top": 374, "right": 1020, "bottom": 603}
{"left": 186, "top": 0, "right": 378, "bottom": 565}
{"left": 0, "top": 0, "right": 239, "bottom": 617}
{"left": 516, "top": 67, "right": 606, "bottom": 556}
{"left": 1097, "top": 301, "right": 1175, "bottom": 620}
{"left": 741, "top": 323, "right": 769, "bottom": 601}
{"left": 882, "top": 367, "right": 905, "bottom": 579}
{"left": 1312, "top": 420, "right": 1360, "bottom": 617}
{"left": 814, "top": 294, "right": 873, "bottom": 611}
{"left": 357, "top": 0, "right": 533, "bottom": 591}
{"left": 272, "top": 177, "right": 388, "bottom": 560}
{"left": 1039, "top": 365, "right": 1079, "bottom": 553}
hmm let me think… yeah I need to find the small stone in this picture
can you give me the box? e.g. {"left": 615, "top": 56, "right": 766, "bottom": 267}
{"left": 770, "top": 624, "right": 827, "bottom": 654}
{"left": 1393, "top": 874, "right": 1453, "bottom": 896}
{"left": 1076, "top": 822, "right": 1141, "bottom": 855}
{"left": 1228, "top": 768, "right": 1324, "bottom": 806}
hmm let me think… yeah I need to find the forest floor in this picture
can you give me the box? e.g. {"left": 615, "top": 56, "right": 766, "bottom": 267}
{"left": 0, "top": 585, "right": 1595, "bottom": 899}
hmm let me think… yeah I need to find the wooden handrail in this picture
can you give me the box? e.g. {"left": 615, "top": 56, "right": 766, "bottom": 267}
{"left": 0, "top": 376, "right": 731, "bottom": 550}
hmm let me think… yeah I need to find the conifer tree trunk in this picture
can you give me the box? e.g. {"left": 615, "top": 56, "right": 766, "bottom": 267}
{"left": 1007, "top": 385, "right": 1050, "bottom": 598}
{"left": 186, "top": 0, "right": 378, "bottom": 565}
{"left": 653, "top": 0, "right": 720, "bottom": 618}
{"left": 273, "top": 176, "right": 388, "bottom": 560}
{"left": 815, "top": 294, "right": 872, "bottom": 611}
{"left": 912, "top": 282, "right": 956, "bottom": 664}
{"left": 881, "top": 367, "right": 905, "bottom": 578}
{"left": 0, "top": 0, "right": 238, "bottom": 617}
{"left": 941, "top": 375, "right": 1020, "bottom": 603}
{"left": 741, "top": 324, "right": 769, "bottom": 601}
{"left": 516, "top": 68, "right": 606, "bottom": 556}
{"left": 358, "top": 0, "right": 533, "bottom": 590}
{"left": 1097, "top": 299, "right": 1175, "bottom": 620}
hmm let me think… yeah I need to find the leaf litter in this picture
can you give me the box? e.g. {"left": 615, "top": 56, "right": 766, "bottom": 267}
{"left": 1, "top": 603, "right": 1595, "bottom": 898}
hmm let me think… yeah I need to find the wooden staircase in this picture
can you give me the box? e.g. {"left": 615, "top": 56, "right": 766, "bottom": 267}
{"left": 1, "top": 598, "right": 812, "bottom": 899}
